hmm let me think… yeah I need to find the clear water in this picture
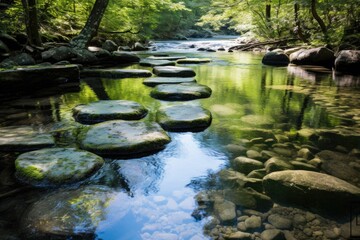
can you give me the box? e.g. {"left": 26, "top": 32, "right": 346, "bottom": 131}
{"left": 0, "top": 39, "right": 359, "bottom": 240}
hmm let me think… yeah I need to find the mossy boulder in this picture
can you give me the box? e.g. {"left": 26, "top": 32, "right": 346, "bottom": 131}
{"left": 0, "top": 126, "right": 54, "bottom": 152}
{"left": 81, "top": 69, "right": 152, "bottom": 78}
{"left": 21, "top": 185, "right": 116, "bottom": 238}
{"left": 143, "top": 77, "right": 196, "bottom": 87}
{"left": 176, "top": 58, "right": 212, "bottom": 64}
{"left": 15, "top": 148, "right": 104, "bottom": 186}
{"left": 156, "top": 104, "right": 212, "bottom": 132}
{"left": 78, "top": 120, "right": 171, "bottom": 157}
{"left": 73, "top": 100, "right": 148, "bottom": 124}
{"left": 139, "top": 59, "right": 176, "bottom": 67}
{"left": 263, "top": 170, "right": 360, "bottom": 217}
{"left": 150, "top": 83, "right": 212, "bottom": 101}
{"left": 153, "top": 66, "right": 196, "bottom": 77}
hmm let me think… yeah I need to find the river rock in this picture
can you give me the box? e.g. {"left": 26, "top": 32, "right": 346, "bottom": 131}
{"left": 150, "top": 83, "right": 212, "bottom": 101}
{"left": 41, "top": 46, "right": 77, "bottom": 63}
{"left": 226, "top": 231, "right": 252, "bottom": 240}
{"left": 289, "top": 47, "right": 335, "bottom": 68}
{"left": 139, "top": 59, "right": 176, "bottom": 67}
{"left": 73, "top": 100, "right": 148, "bottom": 124}
{"left": 148, "top": 56, "right": 186, "bottom": 61}
{"left": 334, "top": 50, "right": 360, "bottom": 74}
{"left": 262, "top": 52, "right": 289, "bottom": 66}
{"left": 110, "top": 51, "right": 140, "bottom": 63}
{"left": 213, "top": 199, "right": 236, "bottom": 223}
{"left": 6, "top": 53, "right": 35, "bottom": 66}
{"left": 143, "top": 77, "right": 196, "bottom": 87}
{"left": 247, "top": 168, "right": 266, "bottom": 179}
{"left": 153, "top": 66, "right": 196, "bottom": 77}
{"left": 289, "top": 161, "right": 318, "bottom": 172}
{"left": 15, "top": 148, "right": 104, "bottom": 186}
{"left": 0, "top": 126, "right": 54, "bottom": 152}
{"left": 224, "top": 188, "right": 273, "bottom": 212}
{"left": 267, "top": 214, "right": 292, "bottom": 230}
{"left": 78, "top": 120, "right": 171, "bottom": 157}
{"left": 102, "top": 40, "right": 118, "bottom": 52}
{"left": 264, "top": 157, "right": 294, "bottom": 173}
{"left": 260, "top": 229, "right": 285, "bottom": 240}
{"left": 176, "top": 58, "right": 212, "bottom": 64}
{"left": 233, "top": 157, "right": 264, "bottom": 174}
{"left": 132, "top": 42, "right": 149, "bottom": 51}
{"left": 263, "top": 170, "right": 360, "bottom": 216}
{"left": 21, "top": 185, "right": 115, "bottom": 238}
{"left": 156, "top": 104, "right": 212, "bottom": 132}
{"left": 244, "top": 215, "right": 262, "bottom": 230}
{"left": 81, "top": 69, "right": 152, "bottom": 78}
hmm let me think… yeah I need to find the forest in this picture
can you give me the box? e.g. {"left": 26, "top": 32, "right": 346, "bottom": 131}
{"left": 0, "top": 0, "right": 359, "bottom": 50}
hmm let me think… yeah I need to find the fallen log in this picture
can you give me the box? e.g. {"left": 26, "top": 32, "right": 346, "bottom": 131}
{"left": 229, "top": 38, "right": 299, "bottom": 51}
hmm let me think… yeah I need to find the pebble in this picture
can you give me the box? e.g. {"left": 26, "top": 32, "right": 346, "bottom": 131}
{"left": 305, "top": 212, "right": 316, "bottom": 222}
{"left": 237, "top": 222, "right": 247, "bottom": 231}
{"left": 303, "top": 227, "right": 312, "bottom": 236}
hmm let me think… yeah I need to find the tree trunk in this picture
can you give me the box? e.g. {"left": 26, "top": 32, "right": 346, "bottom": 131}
{"left": 311, "top": 0, "right": 327, "bottom": 38}
{"left": 21, "top": 0, "right": 42, "bottom": 46}
{"left": 70, "top": 0, "right": 110, "bottom": 49}
{"left": 294, "top": 2, "right": 307, "bottom": 42}
{"left": 266, "top": 1, "right": 271, "bottom": 22}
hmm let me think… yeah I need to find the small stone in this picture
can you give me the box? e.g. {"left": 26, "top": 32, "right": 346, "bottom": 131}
{"left": 293, "top": 214, "right": 306, "bottom": 226}
{"left": 260, "top": 229, "right": 285, "bottom": 240}
{"left": 297, "top": 148, "right": 314, "bottom": 160}
{"left": 233, "top": 157, "right": 264, "bottom": 174}
{"left": 226, "top": 231, "right": 252, "bottom": 240}
{"left": 244, "top": 216, "right": 262, "bottom": 230}
{"left": 324, "top": 229, "right": 340, "bottom": 239}
{"left": 237, "top": 216, "right": 249, "bottom": 222}
{"left": 273, "top": 147, "right": 294, "bottom": 157}
{"left": 214, "top": 200, "right": 236, "bottom": 223}
{"left": 267, "top": 214, "right": 292, "bottom": 230}
{"left": 305, "top": 212, "right": 316, "bottom": 222}
{"left": 312, "top": 230, "right": 323, "bottom": 237}
{"left": 237, "top": 222, "right": 247, "bottom": 231}
{"left": 246, "top": 150, "right": 262, "bottom": 160}
{"left": 303, "top": 228, "right": 312, "bottom": 236}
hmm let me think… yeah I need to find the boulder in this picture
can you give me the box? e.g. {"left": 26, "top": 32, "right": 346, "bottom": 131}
{"left": 21, "top": 185, "right": 116, "bottom": 238}
{"left": 262, "top": 52, "right": 289, "bottom": 66}
{"left": 233, "top": 157, "right": 264, "bottom": 175}
{"left": 78, "top": 120, "right": 171, "bottom": 157}
{"left": 263, "top": 170, "right": 360, "bottom": 216}
{"left": 150, "top": 83, "right": 212, "bottom": 101}
{"left": 81, "top": 69, "right": 152, "bottom": 78}
{"left": 0, "top": 126, "right": 54, "bottom": 152}
{"left": 15, "top": 148, "right": 104, "bottom": 186}
{"left": 334, "top": 50, "right": 360, "bottom": 74}
{"left": 102, "top": 40, "right": 118, "bottom": 52}
{"left": 143, "top": 77, "right": 196, "bottom": 87}
{"left": 156, "top": 104, "right": 212, "bottom": 132}
{"left": 6, "top": 53, "right": 35, "bottom": 66}
{"left": 153, "top": 66, "right": 196, "bottom": 77}
{"left": 139, "top": 59, "right": 176, "bottom": 67}
{"left": 289, "top": 47, "right": 335, "bottom": 68}
{"left": 73, "top": 100, "right": 148, "bottom": 124}
{"left": 41, "top": 46, "right": 77, "bottom": 63}
{"left": 176, "top": 58, "right": 212, "bottom": 64}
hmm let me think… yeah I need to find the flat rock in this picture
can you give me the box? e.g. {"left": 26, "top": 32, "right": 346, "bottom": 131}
{"left": 156, "top": 104, "right": 212, "bottom": 132}
{"left": 73, "top": 100, "right": 148, "bottom": 124}
{"left": 147, "top": 56, "right": 186, "bottom": 61}
{"left": 150, "top": 83, "right": 212, "bottom": 101}
{"left": 263, "top": 170, "right": 360, "bottom": 216}
{"left": 108, "top": 51, "right": 140, "bottom": 63}
{"left": 143, "top": 77, "right": 196, "bottom": 87}
{"left": 139, "top": 59, "right": 176, "bottom": 67}
{"left": 0, "top": 126, "right": 54, "bottom": 152}
{"left": 153, "top": 66, "right": 196, "bottom": 77}
{"left": 15, "top": 148, "right": 104, "bottom": 186}
{"left": 78, "top": 120, "right": 171, "bottom": 157}
{"left": 176, "top": 58, "right": 211, "bottom": 64}
{"left": 233, "top": 157, "right": 264, "bottom": 175}
{"left": 21, "top": 185, "right": 116, "bottom": 238}
{"left": 81, "top": 69, "right": 152, "bottom": 78}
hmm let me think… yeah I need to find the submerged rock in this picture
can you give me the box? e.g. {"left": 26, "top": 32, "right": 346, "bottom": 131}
{"left": 78, "top": 120, "right": 171, "bottom": 157}
{"left": 262, "top": 51, "right": 289, "bottom": 66}
{"left": 15, "top": 148, "right": 104, "bottom": 186}
{"left": 73, "top": 100, "right": 148, "bottom": 124}
{"left": 263, "top": 170, "right": 360, "bottom": 217}
{"left": 81, "top": 69, "right": 152, "bottom": 78}
{"left": 21, "top": 185, "right": 115, "bottom": 238}
{"left": 176, "top": 58, "right": 212, "bottom": 64}
{"left": 150, "top": 83, "right": 212, "bottom": 101}
{"left": 156, "top": 104, "right": 212, "bottom": 132}
{"left": 153, "top": 66, "right": 196, "bottom": 77}
{"left": 143, "top": 77, "right": 196, "bottom": 87}
{"left": 139, "top": 59, "right": 176, "bottom": 67}
{"left": 214, "top": 199, "right": 236, "bottom": 223}
{"left": 0, "top": 126, "right": 54, "bottom": 152}
{"left": 233, "top": 157, "right": 264, "bottom": 175}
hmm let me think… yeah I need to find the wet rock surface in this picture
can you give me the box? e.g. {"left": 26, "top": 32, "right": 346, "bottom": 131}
{"left": 150, "top": 83, "right": 212, "bottom": 100}
{"left": 73, "top": 100, "right": 148, "bottom": 124}
{"left": 139, "top": 59, "right": 176, "bottom": 67}
{"left": 153, "top": 66, "right": 196, "bottom": 77}
{"left": 176, "top": 58, "right": 212, "bottom": 64}
{"left": 143, "top": 77, "right": 196, "bottom": 87}
{"left": 15, "top": 148, "right": 104, "bottom": 186}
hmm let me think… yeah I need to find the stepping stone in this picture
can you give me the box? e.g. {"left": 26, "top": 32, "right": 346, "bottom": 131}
{"left": 78, "top": 120, "right": 171, "bottom": 157}
{"left": 22, "top": 185, "right": 116, "bottom": 237}
{"left": 0, "top": 126, "right": 54, "bottom": 152}
{"left": 147, "top": 56, "right": 186, "bottom": 61}
{"left": 81, "top": 69, "right": 152, "bottom": 78}
{"left": 143, "top": 77, "right": 196, "bottom": 87}
{"left": 73, "top": 100, "right": 148, "bottom": 124}
{"left": 153, "top": 66, "right": 196, "bottom": 77}
{"left": 176, "top": 58, "right": 212, "bottom": 64}
{"left": 150, "top": 83, "right": 212, "bottom": 101}
{"left": 139, "top": 59, "right": 176, "bottom": 67}
{"left": 15, "top": 148, "right": 104, "bottom": 186}
{"left": 156, "top": 104, "right": 212, "bottom": 132}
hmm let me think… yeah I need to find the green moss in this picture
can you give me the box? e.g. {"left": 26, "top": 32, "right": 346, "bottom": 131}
{"left": 18, "top": 165, "right": 44, "bottom": 181}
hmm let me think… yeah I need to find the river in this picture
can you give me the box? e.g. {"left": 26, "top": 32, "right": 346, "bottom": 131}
{"left": 0, "top": 37, "right": 359, "bottom": 239}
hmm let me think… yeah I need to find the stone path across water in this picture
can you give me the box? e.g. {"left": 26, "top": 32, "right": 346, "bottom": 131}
{"left": 139, "top": 59, "right": 176, "bottom": 67}
{"left": 150, "top": 83, "right": 212, "bottom": 101}
{"left": 153, "top": 66, "right": 196, "bottom": 77}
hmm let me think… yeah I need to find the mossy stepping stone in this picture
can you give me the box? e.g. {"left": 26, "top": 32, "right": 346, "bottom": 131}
{"left": 78, "top": 120, "right": 171, "bottom": 157}
{"left": 73, "top": 100, "right": 148, "bottom": 124}
{"left": 143, "top": 77, "right": 196, "bottom": 87}
{"left": 176, "top": 58, "right": 212, "bottom": 64}
{"left": 21, "top": 185, "right": 115, "bottom": 237}
{"left": 139, "top": 59, "right": 176, "bottom": 67}
{"left": 150, "top": 83, "right": 212, "bottom": 101}
{"left": 147, "top": 56, "right": 186, "bottom": 61}
{"left": 153, "top": 66, "right": 196, "bottom": 77}
{"left": 156, "top": 104, "right": 212, "bottom": 132}
{"left": 15, "top": 148, "right": 104, "bottom": 186}
{"left": 0, "top": 126, "right": 54, "bottom": 152}
{"left": 81, "top": 69, "right": 152, "bottom": 78}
